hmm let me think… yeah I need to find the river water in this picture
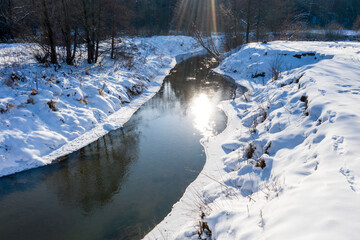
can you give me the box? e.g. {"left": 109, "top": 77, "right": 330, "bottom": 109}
{"left": 0, "top": 56, "right": 245, "bottom": 240}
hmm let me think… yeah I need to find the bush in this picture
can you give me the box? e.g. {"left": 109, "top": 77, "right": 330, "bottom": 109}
{"left": 353, "top": 16, "right": 360, "bottom": 30}
{"left": 4, "top": 72, "right": 26, "bottom": 87}
{"left": 34, "top": 50, "right": 50, "bottom": 64}
{"left": 269, "top": 55, "right": 283, "bottom": 81}
{"left": 324, "top": 22, "right": 344, "bottom": 41}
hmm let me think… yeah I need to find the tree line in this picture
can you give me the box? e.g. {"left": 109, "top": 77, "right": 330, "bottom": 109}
{"left": 1, "top": 0, "right": 137, "bottom": 64}
{"left": 1, "top": 0, "right": 359, "bottom": 65}
{"left": 173, "top": 0, "right": 360, "bottom": 48}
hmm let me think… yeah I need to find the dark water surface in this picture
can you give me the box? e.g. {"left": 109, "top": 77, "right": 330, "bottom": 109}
{"left": 0, "top": 57, "right": 245, "bottom": 240}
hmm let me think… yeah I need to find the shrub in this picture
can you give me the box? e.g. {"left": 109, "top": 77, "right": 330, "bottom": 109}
{"left": 269, "top": 56, "right": 282, "bottom": 81}
{"left": 34, "top": 51, "right": 50, "bottom": 64}
{"left": 4, "top": 72, "right": 26, "bottom": 87}
{"left": 324, "top": 22, "right": 344, "bottom": 41}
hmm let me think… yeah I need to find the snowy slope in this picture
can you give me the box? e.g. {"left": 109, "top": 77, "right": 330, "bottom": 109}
{"left": 145, "top": 41, "right": 360, "bottom": 240}
{"left": 0, "top": 36, "right": 204, "bottom": 177}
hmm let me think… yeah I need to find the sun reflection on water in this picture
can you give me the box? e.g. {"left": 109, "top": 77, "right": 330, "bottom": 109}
{"left": 191, "top": 93, "right": 215, "bottom": 137}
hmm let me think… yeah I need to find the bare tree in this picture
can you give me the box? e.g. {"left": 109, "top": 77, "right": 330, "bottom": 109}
{"left": 39, "top": 0, "right": 58, "bottom": 64}
{"left": 219, "top": 0, "right": 244, "bottom": 50}
{"left": 254, "top": 0, "right": 265, "bottom": 42}
{"left": 244, "top": 0, "right": 252, "bottom": 43}
{"left": 104, "top": 0, "right": 134, "bottom": 60}
{"left": 192, "top": 23, "right": 220, "bottom": 60}
{"left": 80, "top": 0, "right": 103, "bottom": 64}
{"left": 0, "top": 0, "right": 31, "bottom": 41}
{"left": 60, "top": 0, "right": 78, "bottom": 65}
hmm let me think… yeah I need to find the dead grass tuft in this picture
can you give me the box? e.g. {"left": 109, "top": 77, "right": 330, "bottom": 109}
{"left": 128, "top": 84, "right": 145, "bottom": 97}
{"left": 79, "top": 96, "right": 88, "bottom": 105}
{"left": 47, "top": 100, "right": 58, "bottom": 111}
{"left": 0, "top": 103, "right": 15, "bottom": 113}
{"left": 27, "top": 97, "right": 35, "bottom": 104}
{"left": 98, "top": 88, "right": 104, "bottom": 96}
{"left": 270, "top": 56, "right": 282, "bottom": 81}
{"left": 31, "top": 89, "right": 38, "bottom": 96}
{"left": 294, "top": 74, "right": 305, "bottom": 84}
{"left": 259, "top": 106, "right": 268, "bottom": 123}
{"left": 256, "top": 157, "right": 266, "bottom": 169}
{"left": 264, "top": 142, "right": 272, "bottom": 155}
{"left": 246, "top": 143, "right": 256, "bottom": 160}
{"left": 198, "top": 220, "right": 212, "bottom": 239}
{"left": 5, "top": 72, "right": 25, "bottom": 88}
{"left": 300, "top": 95, "right": 309, "bottom": 116}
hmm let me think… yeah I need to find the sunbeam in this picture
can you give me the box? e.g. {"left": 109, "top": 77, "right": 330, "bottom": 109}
{"left": 173, "top": 0, "right": 219, "bottom": 33}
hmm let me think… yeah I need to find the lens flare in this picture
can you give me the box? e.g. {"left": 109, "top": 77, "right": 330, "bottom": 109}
{"left": 173, "top": 0, "right": 218, "bottom": 33}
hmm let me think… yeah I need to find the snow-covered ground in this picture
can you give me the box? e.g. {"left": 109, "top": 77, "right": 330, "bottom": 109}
{"left": 0, "top": 36, "right": 204, "bottom": 177}
{"left": 145, "top": 41, "right": 360, "bottom": 239}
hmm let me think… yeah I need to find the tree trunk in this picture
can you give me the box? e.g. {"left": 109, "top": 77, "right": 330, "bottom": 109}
{"left": 42, "top": 0, "right": 57, "bottom": 64}
{"left": 255, "top": 0, "right": 262, "bottom": 42}
{"left": 81, "top": 0, "right": 93, "bottom": 64}
{"left": 71, "top": 27, "right": 77, "bottom": 62}
{"left": 61, "top": 0, "right": 73, "bottom": 65}
{"left": 111, "top": 33, "right": 115, "bottom": 59}
{"left": 246, "top": 0, "right": 252, "bottom": 43}
{"left": 95, "top": 39, "right": 99, "bottom": 63}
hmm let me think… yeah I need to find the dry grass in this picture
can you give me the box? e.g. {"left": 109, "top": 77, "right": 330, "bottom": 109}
{"left": 300, "top": 95, "right": 309, "bottom": 116}
{"left": 198, "top": 220, "right": 212, "bottom": 239}
{"left": 258, "top": 105, "right": 268, "bottom": 123}
{"left": 98, "top": 88, "right": 104, "bottom": 96}
{"left": 269, "top": 55, "right": 283, "bottom": 81}
{"left": 264, "top": 142, "right": 272, "bottom": 155}
{"left": 0, "top": 103, "right": 15, "bottom": 114}
{"left": 30, "top": 89, "right": 38, "bottom": 96}
{"left": 243, "top": 92, "right": 251, "bottom": 102}
{"left": 27, "top": 97, "right": 35, "bottom": 104}
{"left": 128, "top": 83, "right": 145, "bottom": 97}
{"left": 47, "top": 100, "right": 58, "bottom": 111}
{"left": 79, "top": 96, "right": 88, "bottom": 104}
{"left": 4, "top": 72, "right": 26, "bottom": 88}
{"left": 246, "top": 143, "right": 256, "bottom": 160}
{"left": 255, "top": 157, "right": 266, "bottom": 169}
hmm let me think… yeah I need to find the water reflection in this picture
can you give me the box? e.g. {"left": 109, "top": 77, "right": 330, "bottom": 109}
{"left": 191, "top": 93, "right": 215, "bottom": 137}
{"left": 0, "top": 56, "right": 246, "bottom": 240}
{"left": 47, "top": 126, "right": 139, "bottom": 214}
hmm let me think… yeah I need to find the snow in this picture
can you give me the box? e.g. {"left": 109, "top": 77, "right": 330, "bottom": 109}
{"left": 0, "top": 36, "right": 204, "bottom": 177}
{"left": 145, "top": 41, "right": 360, "bottom": 239}
{"left": 2, "top": 36, "right": 360, "bottom": 239}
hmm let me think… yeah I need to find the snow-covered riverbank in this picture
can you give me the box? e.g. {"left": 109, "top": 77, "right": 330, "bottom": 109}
{"left": 0, "top": 36, "right": 204, "bottom": 177}
{"left": 146, "top": 41, "right": 360, "bottom": 239}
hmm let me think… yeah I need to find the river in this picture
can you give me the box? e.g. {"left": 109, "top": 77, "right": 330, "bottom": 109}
{"left": 0, "top": 56, "right": 245, "bottom": 240}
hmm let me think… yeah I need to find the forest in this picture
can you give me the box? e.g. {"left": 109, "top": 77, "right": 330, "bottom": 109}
{"left": 1, "top": 0, "right": 359, "bottom": 65}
